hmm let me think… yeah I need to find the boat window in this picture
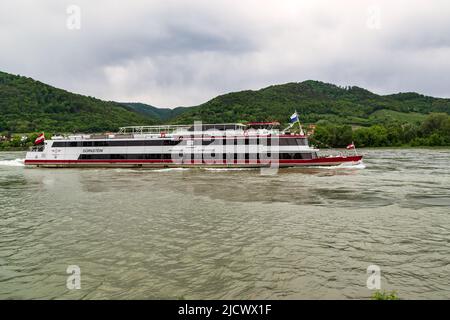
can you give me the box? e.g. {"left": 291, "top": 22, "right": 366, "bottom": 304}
{"left": 201, "top": 139, "right": 214, "bottom": 146}
{"left": 68, "top": 141, "right": 81, "bottom": 147}
{"left": 108, "top": 141, "right": 127, "bottom": 146}
{"left": 76, "top": 153, "right": 303, "bottom": 161}
{"left": 52, "top": 142, "right": 66, "bottom": 148}
{"left": 278, "top": 153, "right": 313, "bottom": 159}
{"left": 279, "top": 138, "right": 295, "bottom": 146}
{"left": 144, "top": 140, "right": 162, "bottom": 146}
{"left": 127, "top": 140, "right": 145, "bottom": 146}
{"left": 79, "top": 153, "right": 172, "bottom": 160}
{"left": 111, "top": 154, "right": 126, "bottom": 159}
{"left": 163, "top": 140, "right": 179, "bottom": 146}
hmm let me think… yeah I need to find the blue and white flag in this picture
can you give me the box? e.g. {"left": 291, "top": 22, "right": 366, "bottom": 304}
{"left": 289, "top": 112, "right": 299, "bottom": 123}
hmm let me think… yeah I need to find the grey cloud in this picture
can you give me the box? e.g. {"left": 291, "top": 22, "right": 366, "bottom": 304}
{"left": 1, "top": 0, "right": 450, "bottom": 107}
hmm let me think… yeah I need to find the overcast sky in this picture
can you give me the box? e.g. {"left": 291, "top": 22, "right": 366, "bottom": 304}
{"left": 1, "top": 0, "right": 450, "bottom": 108}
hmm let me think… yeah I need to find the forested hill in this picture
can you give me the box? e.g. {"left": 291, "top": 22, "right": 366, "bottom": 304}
{"left": 170, "top": 80, "right": 450, "bottom": 125}
{"left": 0, "top": 71, "right": 156, "bottom": 133}
{"left": 1, "top": 70, "right": 449, "bottom": 139}
{"left": 121, "top": 102, "right": 188, "bottom": 121}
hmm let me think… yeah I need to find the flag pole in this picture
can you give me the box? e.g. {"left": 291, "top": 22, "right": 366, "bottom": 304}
{"left": 353, "top": 141, "right": 357, "bottom": 156}
{"left": 296, "top": 110, "right": 304, "bottom": 135}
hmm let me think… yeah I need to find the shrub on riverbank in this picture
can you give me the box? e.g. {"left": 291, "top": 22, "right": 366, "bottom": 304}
{"left": 371, "top": 291, "right": 399, "bottom": 300}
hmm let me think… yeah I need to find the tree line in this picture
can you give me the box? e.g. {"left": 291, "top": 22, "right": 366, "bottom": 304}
{"left": 310, "top": 113, "right": 450, "bottom": 148}
{"left": 1, "top": 113, "right": 449, "bottom": 151}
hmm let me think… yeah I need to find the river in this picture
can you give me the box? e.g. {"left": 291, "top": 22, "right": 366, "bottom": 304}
{"left": 0, "top": 149, "right": 449, "bottom": 299}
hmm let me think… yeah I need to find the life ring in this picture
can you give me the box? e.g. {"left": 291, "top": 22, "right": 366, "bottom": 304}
{"left": 160, "top": 131, "right": 166, "bottom": 138}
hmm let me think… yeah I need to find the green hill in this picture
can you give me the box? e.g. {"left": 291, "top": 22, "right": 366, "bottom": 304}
{"left": 170, "top": 80, "right": 450, "bottom": 125}
{"left": 121, "top": 102, "right": 188, "bottom": 121}
{"left": 0, "top": 71, "right": 157, "bottom": 133}
{"left": 1, "top": 71, "right": 449, "bottom": 147}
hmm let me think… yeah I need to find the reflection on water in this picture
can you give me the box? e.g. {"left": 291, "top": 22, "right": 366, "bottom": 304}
{"left": 0, "top": 149, "right": 449, "bottom": 299}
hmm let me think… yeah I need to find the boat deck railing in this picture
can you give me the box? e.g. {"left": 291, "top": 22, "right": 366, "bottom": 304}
{"left": 49, "top": 124, "right": 287, "bottom": 141}
{"left": 118, "top": 125, "right": 192, "bottom": 135}
{"left": 118, "top": 124, "right": 250, "bottom": 135}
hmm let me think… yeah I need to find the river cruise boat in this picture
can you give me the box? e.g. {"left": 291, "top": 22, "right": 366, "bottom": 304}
{"left": 24, "top": 122, "right": 362, "bottom": 168}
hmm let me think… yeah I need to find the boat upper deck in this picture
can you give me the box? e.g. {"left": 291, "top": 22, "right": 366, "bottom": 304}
{"left": 51, "top": 123, "right": 301, "bottom": 141}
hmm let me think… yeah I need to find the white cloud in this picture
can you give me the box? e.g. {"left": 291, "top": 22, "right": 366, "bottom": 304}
{"left": 1, "top": 0, "right": 450, "bottom": 107}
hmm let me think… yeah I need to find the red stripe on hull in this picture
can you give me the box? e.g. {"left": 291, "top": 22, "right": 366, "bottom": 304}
{"left": 24, "top": 156, "right": 362, "bottom": 167}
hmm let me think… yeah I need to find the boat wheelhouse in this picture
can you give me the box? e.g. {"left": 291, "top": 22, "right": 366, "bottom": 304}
{"left": 24, "top": 122, "right": 362, "bottom": 168}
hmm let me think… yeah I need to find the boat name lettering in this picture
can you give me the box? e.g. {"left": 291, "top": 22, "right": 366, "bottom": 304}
{"left": 82, "top": 148, "right": 104, "bottom": 153}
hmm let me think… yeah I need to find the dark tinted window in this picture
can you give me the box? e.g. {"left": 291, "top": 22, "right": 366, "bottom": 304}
{"left": 127, "top": 140, "right": 145, "bottom": 146}
{"left": 52, "top": 142, "right": 66, "bottom": 148}
{"left": 279, "top": 138, "right": 298, "bottom": 146}
{"left": 279, "top": 153, "right": 313, "bottom": 160}
{"left": 163, "top": 140, "right": 180, "bottom": 146}
{"left": 78, "top": 153, "right": 287, "bottom": 161}
{"left": 93, "top": 141, "right": 107, "bottom": 147}
{"left": 108, "top": 141, "right": 127, "bottom": 146}
{"left": 54, "top": 139, "right": 182, "bottom": 148}
{"left": 68, "top": 141, "right": 82, "bottom": 147}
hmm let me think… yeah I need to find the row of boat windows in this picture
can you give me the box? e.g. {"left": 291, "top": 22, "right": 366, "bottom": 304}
{"left": 78, "top": 153, "right": 316, "bottom": 160}
{"left": 53, "top": 140, "right": 179, "bottom": 147}
{"left": 53, "top": 138, "right": 308, "bottom": 148}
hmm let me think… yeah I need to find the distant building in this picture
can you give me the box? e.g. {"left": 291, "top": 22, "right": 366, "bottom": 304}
{"left": 307, "top": 124, "right": 316, "bottom": 136}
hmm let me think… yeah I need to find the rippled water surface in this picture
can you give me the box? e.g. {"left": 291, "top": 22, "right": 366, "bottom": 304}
{"left": 0, "top": 149, "right": 449, "bottom": 299}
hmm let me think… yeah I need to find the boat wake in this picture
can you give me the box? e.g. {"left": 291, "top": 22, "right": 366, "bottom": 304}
{"left": 323, "top": 161, "right": 366, "bottom": 169}
{"left": 151, "top": 168, "right": 191, "bottom": 172}
{"left": 204, "top": 168, "right": 258, "bottom": 172}
{"left": 0, "top": 158, "right": 25, "bottom": 167}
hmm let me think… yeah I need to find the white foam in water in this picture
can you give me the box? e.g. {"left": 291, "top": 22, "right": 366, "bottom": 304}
{"left": 0, "top": 158, "right": 25, "bottom": 167}
{"left": 322, "top": 161, "right": 366, "bottom": 169}
{"left": 111, "top": 167, "right": 191, "bottom": 173}
{"left": 151, "top": 168, "right": 191, "bottom": 172}
{"left": 204, "top": 168, "right": 257, "bottom": 171}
